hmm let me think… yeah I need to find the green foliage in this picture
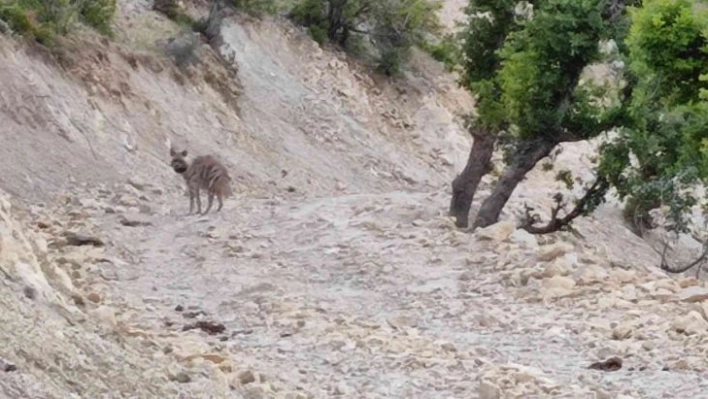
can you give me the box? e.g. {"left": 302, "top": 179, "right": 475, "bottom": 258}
{"left": 420, "top": 33, "right": 462, "bottom": 72}
{"left": 289, "top": 0, "right": 442, "bottom": 76}
{"left": 598, "top": 0, "right": 708, "bottom": 233}
{"left": 626, "top": 0, "right": 708, "bottom": 103}
{"left": 76, "top": 0, "right": 116, "bottom": 35}
{"left": 458, "top": 0, "right": 521, "bottom": 133}
{"left": 0, "top": 0, "right": 116, "bottom": 43}
{"left": 154, "top": 0, "right": 197, "bottom": 27}
{"left": 497, "top": 0, "right": 617, "bottom": 140}
{"left": 229, "top": 0, "right": 278, "bottom": 17}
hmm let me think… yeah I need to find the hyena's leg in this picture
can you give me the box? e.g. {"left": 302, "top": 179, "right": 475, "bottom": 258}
{"left": 203, "top": 191, "right": 214, "bottom": 215}
{"left": 188, "top": 187, "right": 195, "bottom": 214}
{"left": 195, "top": 187, "right": 202, "bottom": 214}
{"left": 217, "top": 193, "right": 224, "bottom": 212}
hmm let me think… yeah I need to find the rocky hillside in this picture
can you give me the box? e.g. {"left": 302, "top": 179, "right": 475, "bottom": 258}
{"left": 1, "top": 1, "right": 708, "bottom": 398}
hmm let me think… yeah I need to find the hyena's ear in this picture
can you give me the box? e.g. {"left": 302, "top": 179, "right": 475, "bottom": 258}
{"left": 170, "top": 147, "right": 177, "bottom": 157}
{"left": 181, "top": 150, "right": 188, "bottom": 157}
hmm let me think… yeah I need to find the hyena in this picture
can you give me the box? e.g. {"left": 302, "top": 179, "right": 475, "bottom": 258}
{"left": 169, "top": 147, "right": 232, "bottom": 215}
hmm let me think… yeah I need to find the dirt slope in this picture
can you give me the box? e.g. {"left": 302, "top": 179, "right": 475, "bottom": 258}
{"left": 1, "top": 1, "right": 708, "bottom": 399}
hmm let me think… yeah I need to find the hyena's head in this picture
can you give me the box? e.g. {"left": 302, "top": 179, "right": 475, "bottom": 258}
{"left": 169, "top": 147, "right": 189, "bottom": 174}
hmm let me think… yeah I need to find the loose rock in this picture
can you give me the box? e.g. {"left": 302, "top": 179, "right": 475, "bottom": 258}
{"left": 478, "top": 380, "right": 501, "bottom": 399}
{"left": 588, "top": 357, "right": 623, "bottom": 371}
{"left": 677, "top": 286, "right": 708, "bottom": 303}
{"left": 475, "top": 221, "right": 515, "bottom": 242}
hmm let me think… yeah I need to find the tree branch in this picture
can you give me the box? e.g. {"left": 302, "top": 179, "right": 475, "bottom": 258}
{"left": 519, "top": 176, "right": 609, "bottom": 234}
{"left": 657, "top": 239, "right": 708, "bottom": 274}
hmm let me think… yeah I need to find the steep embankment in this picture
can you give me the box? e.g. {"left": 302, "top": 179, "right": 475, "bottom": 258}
{"left": 2, "top": 1, "right": 708, "bottom": 398}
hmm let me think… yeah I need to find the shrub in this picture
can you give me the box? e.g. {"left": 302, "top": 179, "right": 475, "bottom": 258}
{"left": 289, "top": 0, "right": 442, "bottom": 75}
{"left": 77, "top": 0, "right": 116, "bottom": 35}
{"left": 421, "top": 33, "right": 461, "bottom": 72}
{"left": 229, "top": 0, "right": 278, "bottom": 17}
{"left": 0, "top": 0, "right": 116, "bottom": 43}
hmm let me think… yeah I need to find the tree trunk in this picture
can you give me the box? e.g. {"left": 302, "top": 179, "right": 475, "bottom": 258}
{"left": 472, "top": 138, "right": 558, "bottom": 229}
{"left": 449, "top": 131, "right": 496, "bottom": 228}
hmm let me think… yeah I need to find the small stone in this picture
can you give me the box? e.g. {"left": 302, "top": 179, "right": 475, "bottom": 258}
{"left": 671, "top": 311, "right": 708, "bottom": 335}
{"left": 387, "top": 315, "right": 418, "bottom": 329}
{"left": 475, "top": 221, "right": 515, "bottom": 242}
{"left": 334, "top": 383, "right": 350, "bottom": 395}
{"left": 459, "top": 271, "right": 474, "bottom": 281}
{"left": 243, "top": 385, "right": 266, "bottom": 399}
{"left": 441, "top": 343, "right": 457, "bottom": 352}
{"left": 478, "top": 380, "right": 501, "bottom": 399}
{"left": 509, "top": 229, "right": 538, "bottom": 249}
{"left": 23, "top": 286, "right": 36, "bottom": 300}
{"left": 610, "top": 269, "right": 637, "bottom": 284}
{"left": 89, "top": 306, "right": 117, "bottom": 329}
{"left": 574, "top": 264, "right": 608, "bottom": 285}
{"left": 170, "top": 371, "right": 191, "bottom": 383}
{"left": 537, "top": 242, "right": 574, "bottom": 262}
{"left": 63, "top": 232, "right": 104, "bottom": 247}
{"left": 119, "top": 214, "right": 152, "bottom": 227}
{"left": 0, "top": 357, "right": 17, "bottom": 372}
{"left": 239, "top": 370, "right": 256, "bottom": 385}
{"left": 542, "top": 260, "right": 570, "bottom": 278}
{"left": 87, "top": 292, "right": 101, "bottom": 303}
{"left": 72, "top": 295, "right": 86, "bottom": 307}
{"left": 612, "top": 323, "right": 633, "bottom": 340}
{"left": 672, "top": 359, "right": 689, "bottom": 370}
{"left": 588, "top": 356, "right": 623, "bottom": 371}
{"left": 677, "top": 286, "right": 708, "bottom": 303}
{"left": 543, "top": 275, "right": 576, "bottom": 290}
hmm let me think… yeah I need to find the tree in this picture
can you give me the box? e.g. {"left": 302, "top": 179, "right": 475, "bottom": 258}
{"left": 289, "top": 0, "right": 442, "bottom": 75}
{"left": 598, "top": 0, "right": 708, "bottom": 237}
{"left": 450, "top": 0, "right": 631, "bottom": 229}
{"left": 448, "top": 0, "right": 519, "bottom": 228}
{"left": 512, "top": 0, "right": 708, "bottom": 249}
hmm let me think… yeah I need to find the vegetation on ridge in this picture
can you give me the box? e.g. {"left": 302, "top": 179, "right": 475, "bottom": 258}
{"left": 0, "top": 0, "right": 116, "bottom": 44}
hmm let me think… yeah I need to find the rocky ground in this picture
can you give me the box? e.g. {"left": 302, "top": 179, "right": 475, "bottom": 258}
{"left": 1, "top": 1, "right": 708, "bottom": 398}
{"left": 1, "top": 176, "right": 704, "bottom": 399}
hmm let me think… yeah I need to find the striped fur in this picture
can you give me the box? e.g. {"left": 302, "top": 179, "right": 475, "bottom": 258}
{"left": 170, "top": 147, "right": 232, "bottom": 215}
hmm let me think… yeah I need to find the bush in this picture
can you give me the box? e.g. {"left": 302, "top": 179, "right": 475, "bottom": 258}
{"left": 77, "top": 0, "right": 116, "bottom": 35}
{"left": 308, "top": 25, "right": 327, "bottom": 44}
{"left": 421, "top": 33, "right": 461, "bottom": 72}
{"left": 154, "top": 0, "right": 198, "bottom": 27}
{"left": 290, "top": 0, "right": 442, "bottom": 75}
{"left": 230, "top": 0, "right": 278, "bottom": 17}
{"left": 0, "top": 0, "right": 116, "bottom": 43}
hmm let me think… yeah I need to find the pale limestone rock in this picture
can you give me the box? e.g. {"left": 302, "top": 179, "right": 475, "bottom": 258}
{"left": 543, "top": 287, "right": 574, "bottom": 299}
{"left": 387, "top": 314, "right": 418, "bottom": 329}
{"left": 238, "top": 370, "right": 256, "bottom": 385}
{"left": 475, "top": 221, "right": 515, "bottom": 242}
{"left": 611, "top": 323, "right": 633, "bottom": 340}
{"left": 680, "top": 278, "right": 700, "bottom": 288}
{"left": 671, "top": 311, "right": 708, "bottom": 335}
{"left": 677, "top": 286, "right": 708, "bottom": 303}
{"left": 89, "top": 305, "right": 117, "bottom": 329}
{"left": 478, "top": 380, "right": 501, "bottom": 399}
{"left": 509, "top": 229, "right": 538, "bottom": 249}
{"left": 609, "top": 269, "right": 637, "bottom": 285}
{"left": 543, "top": 275, "right": 576, "bottom": 290}
{"left": 697, "top": 302, "right": 708, "bottom": 322}
{"left": 537, "top": 242, "right": 574, "bottom": 262}
{"left": 620, "top": 284, "right": 638, "bottom": 301}
{"left": 542, "top": 258, "right": 571, "bottom": 278}
{"left": 654, "top": 278, "right": 681, "bottom": 293}
{"left": 574, "top": 264, "right": 609, "bottom": 285}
